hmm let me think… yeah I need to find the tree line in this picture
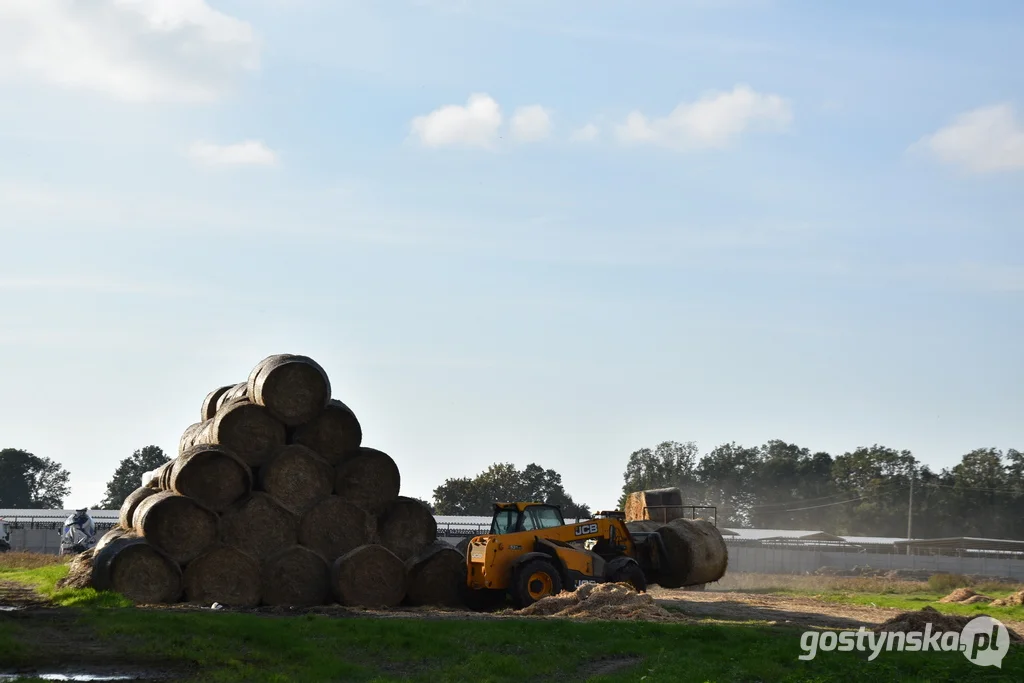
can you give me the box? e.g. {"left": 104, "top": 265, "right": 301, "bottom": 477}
{"left": 4, "top": 439, "right": 1023, "bottom": 541}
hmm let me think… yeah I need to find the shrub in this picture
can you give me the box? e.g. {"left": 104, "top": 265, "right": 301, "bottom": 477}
{"left": 928, "top": 572, "right": 972, "bottom": 592}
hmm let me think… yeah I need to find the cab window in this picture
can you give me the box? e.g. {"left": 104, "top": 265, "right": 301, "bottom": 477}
{"left": 521, "top": 506, "right": 564, "bottom": 531}
{"left": 490, "top": 510, "right": 517, "bottom": 535}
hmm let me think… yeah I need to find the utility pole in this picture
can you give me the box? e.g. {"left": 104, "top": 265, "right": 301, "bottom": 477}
{"left": 906, "top": 473, "right": 914, "bottom": 556}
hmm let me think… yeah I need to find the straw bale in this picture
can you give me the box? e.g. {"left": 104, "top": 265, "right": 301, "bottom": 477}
{"left": 377, "top": 496, "right": 437, "bottom": 561}
{"left": 623, "top": 487, "right": 685, "bottom": 523}
{"left": 178, "top": 420, "right": 214, "bottom": 456}
{"left": 290, "top": 399, "right": 363, "bottom": 465}
{"left": 939, "top": 588, "right": 982, "bottom": 603}
{"left": 56, "top": 548, "right": 96, "bottom": 590}
{"left": 201, "top": 384, "right": 234, "bottom": 421}
{"left": 298, "top": 495, "right": 373, "bottom": 563}
{"left": 652, "top": 518, "right": 728, "bottom": 588}
{"left": 209, "top": 399, "right": 287, "bottom": 467}
{"left": 119, "top": 486, "right": 157, "bottom": 529}
{"left": 170, "top": 444, "right": 252, "bottom": 512}
{"left": 94, "top": 527, "right": 133, "bottom": 554}
{"left": 519, "top": 582, "right": 676, "bottom": 621}
{"left": 261, "top": 545, "right": 331, "bottom": 607}
{"left": 219, "top": 492, "right": 299, "bottom": 562}
{"left": 132, "top": 490, "right": 220, "bottom": 565}
{"left": 249, "top": 354, "right": 331, "bottom": 426}
{"left": 91, "top": 536, "right": 182, "bottom": 604}
{"left": 404, "top": 540, "right": 466, "bottom": 607}
{"left": 258, "top": 444, "right": 334, "bottom": 515}
{"left": 334, "top": 447, "right": 401, "bottom": 515}
{"left": 183, "top": 545, "right": 261, "bottom": 607}
{"left": 331, "top": 544, "right": 406, "bottom": 608}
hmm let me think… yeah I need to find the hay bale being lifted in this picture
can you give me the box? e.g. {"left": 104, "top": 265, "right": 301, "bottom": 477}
{"left": 261, "top": 545, "right": 331, "bottom": 607}
{"left": 298, "top": 496, "right": 373, "bottom": 563}
{"left": 119, "top": 486, "right": 156, "bottom": 529}
{"left": 208, "top": 399, "right": 287, "bottom": 467}
{"left": 169, "top": 444, "right": 252, "bottom": 512}
{"left": 334, "top": 447, "right": 400, "bottom": 515}
{"left": 652, "top": 518, "right": 728, "bottom": 588}
{"left": 290, "top": 399, "right": 362, "bottom": 465}
{"left": 624, "top": 488, "right": 686, "bottom": 524}
{"left": 219, "top": 492, "right": 299, "bottom": 562}
{"left": 404, "top": 540, "right": 466, "bottom": 607}
{"left": 248, "top": 354, "right": 331, "bottom": 426}
{"left": 183, "top": 545, "right": 261, "bottom": 608}
{"left": 133, "top": 490, "right": 220, "bottom": 565}
{"left": 258, "top": 444, "right": 334, "bottom": 515}
{"left": 91, "top": 536, "right": 182, "bottom": 604}
{"left": 331, "top": 544, "right": 406, "bottom": 608}
{"left": 377, "top": 496, "right": 437, "bottom": 561}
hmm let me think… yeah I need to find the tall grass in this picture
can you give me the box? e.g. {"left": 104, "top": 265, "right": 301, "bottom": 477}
{"left": 0, "top": 551, "right": 64, "bottom": 570}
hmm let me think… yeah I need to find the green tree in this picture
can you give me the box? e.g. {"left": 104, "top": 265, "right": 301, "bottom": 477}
{"left": 0, "top": 448, "right": 71, "bottom": 508}
{"left": 696, "top": 442, "right": 763, "bottom": 526}
{"left": 433, "top": 463, "right": 591, "bottom": 518}
{"left": 99, "top": 445, "right": 171, "bottom": 509}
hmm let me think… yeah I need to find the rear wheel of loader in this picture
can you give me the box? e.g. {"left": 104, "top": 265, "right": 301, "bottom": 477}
{"left": 512, "top": 559, "right": 562, "bottom": 608}
{"left": 608, "top": 562, "right": 647, "bottom": 593}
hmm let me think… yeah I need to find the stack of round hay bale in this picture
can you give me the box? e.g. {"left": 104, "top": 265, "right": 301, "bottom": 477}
{"left": 88, "top": 353, "right": 465, "bottom": 610}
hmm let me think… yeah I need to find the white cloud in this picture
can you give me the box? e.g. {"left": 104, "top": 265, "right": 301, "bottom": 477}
{"left": 0, "top": 0, "right": 259, "bottom": 103}
{"left": 510, "top": 105, "right": 552, "bottom": 142}
{"left": 187, "top": 140, "right": 278, "bottom": 166}
{"left": 570, "top": 123, "right": 600, "bottom": 142}
{"left": 917, "top": 104, "right": 1024, "bottom": 173}
{"left": 410, "top": 93, "right": 503, "bottom": 149}
{"left": 614, "top": 84, "right": 792, "bottom": 151}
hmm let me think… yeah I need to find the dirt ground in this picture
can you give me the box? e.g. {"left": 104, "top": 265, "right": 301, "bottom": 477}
{"left": 3, "top": 579, "right": 1024, "bottom": 634}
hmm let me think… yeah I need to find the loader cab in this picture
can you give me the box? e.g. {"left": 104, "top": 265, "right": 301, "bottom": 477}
{"left": 489, "top": 502, "right": 565, "bottom": 536}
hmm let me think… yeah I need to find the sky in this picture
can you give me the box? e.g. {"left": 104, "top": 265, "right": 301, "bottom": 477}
{"left": 1, "top": 0, "right": 1022, "bottom": 513}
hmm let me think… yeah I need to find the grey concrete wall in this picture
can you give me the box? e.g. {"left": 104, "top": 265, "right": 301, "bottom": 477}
{"left": 5, "top": 528, "right": 62, "bottom": 554}
{"left": 725, "top": 545, "right": 1024, "bottom": 580}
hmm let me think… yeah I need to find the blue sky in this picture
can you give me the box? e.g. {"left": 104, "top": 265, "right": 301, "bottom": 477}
{"left": 1, "top": 0, "right": 1022, "bottom": 512}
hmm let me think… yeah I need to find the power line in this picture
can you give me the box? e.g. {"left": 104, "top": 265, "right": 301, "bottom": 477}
{"left": 921, "top": 482, "right": 1024, "bottom": 495}
{"left": 779, "top": 487, "right": 909, "bottom": 512}
{"left": 746, "top": 482, "right": 908, "bottom": 510}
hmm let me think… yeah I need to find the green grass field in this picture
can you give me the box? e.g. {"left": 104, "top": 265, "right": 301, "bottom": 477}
{"left": 2, "top": 556, "right": 1022, "bottom": 682}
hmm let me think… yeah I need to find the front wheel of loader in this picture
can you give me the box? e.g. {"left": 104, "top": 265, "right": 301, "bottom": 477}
{"left": 512, "top": 559, "right": 563, "bottom": 608}
{"left": 608, "top": 562, "right": 647, "bottom": 593}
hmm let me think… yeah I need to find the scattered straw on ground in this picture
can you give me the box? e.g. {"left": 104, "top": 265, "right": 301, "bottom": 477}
{"left": 519, "top": 582, "right": 683, "bottom": 622}
{"left": 938, "top": 588, "right": 990, "bottom": 603}
{"left": 874, "top": 606, "right": 1023, "bottom": 642}
{"left": 55, "top": 549, "right": 95, "bottom": 590}
{"left": 992, "top": 590, "right": 1024, "bottom": 607}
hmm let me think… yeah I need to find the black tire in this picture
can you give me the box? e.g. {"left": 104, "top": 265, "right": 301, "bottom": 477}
{"left": 511, "top": 559, "right": 563, "bottom": 608}
{"left": 608, "top": 562, "right": 648, "bottom": 593}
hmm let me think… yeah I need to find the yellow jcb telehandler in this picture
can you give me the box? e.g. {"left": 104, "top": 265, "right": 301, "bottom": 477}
{"left": 463, "top": 501, "right": 725, "bottom": 608}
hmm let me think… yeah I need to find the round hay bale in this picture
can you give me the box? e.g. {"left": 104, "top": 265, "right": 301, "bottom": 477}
{"left": 209, "top": 399, "right": 287, "bottom": 467}
{"left": 57, "top": 548, "right": 95, "bottom": 590}
{"left": 95, "top": 526, "right": 134, "bottom": 553}
{"left": 219, "top": 492, "right": 299, "bottom": 562}
{"left": 91, "top": 536, "right": 182, "bottom": 604}
{"left": 118, "top": 486, "right": 157, "bottom": 529}
{"left": 201, "top": 384, "right": 235, "bottom": 421}
{"left": 653, "top": 518, "right": 728, "bottom": 588}
{"left": 133, "top": 490, "right": 220, "bottom": 565}
{"left": 183, "top": 545, "right": 261, "bottom": 607}
{"left": 298, "top": 496, "right": 373, "bottom": 563}
{"left": 377, "top": 496, "right": 437, "bottom": 561}
{"left": 331, "top": 544, "right": 406, "bottom": 608}
{"left": 258, "top": 444, "right": 334, "bottom": 515}
{"left": 249, "top": 354, "right": 331, "bottom": 426}
{"left": 334, "top": 447, "right": 401, "bottom": 515}
{"left": 142, "top": 465, "right": 165, "bottom": 489}
{"left": 217, "top": 382, "right": 249, "bottom": 410}
{"left": 261, "top": 545, "right": 331, "bottom": 607}
{"left": 178, "top": 421, "right": 214, "bottom": 456}
{"left": 170, "top": 444, "right": 252, "bottom": 512}
{"left": 404, "top": 540, "right": 466, "bottom": 607}
{"left": 290, "top": 399, "right": 363, "bottom": 465}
